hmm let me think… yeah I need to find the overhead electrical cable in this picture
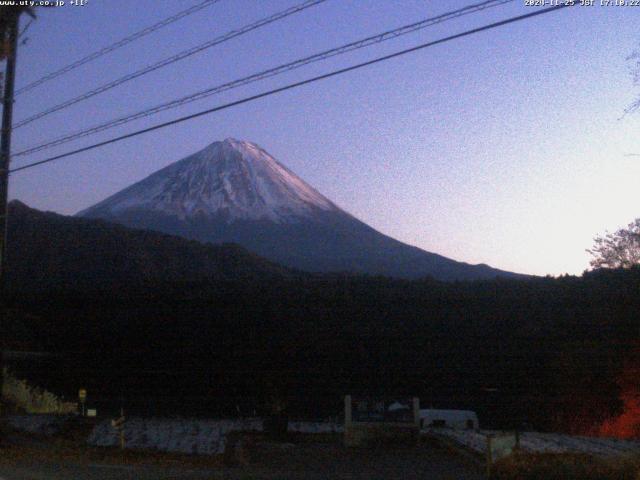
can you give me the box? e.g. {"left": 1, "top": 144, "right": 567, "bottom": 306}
{"left": 18, "top": 18, "right": 34, "bottom": 40}
{"left": 14, "top": 0, "right": 513, "bottom": 158}
{"left": 15, "top": 0, "right": 224, "bottom": 96}
{"left": 13, "top": 0, "right": 328, "bottom": 128}
{"left": 10, "top": 4, "right": 573, "bottom": 175}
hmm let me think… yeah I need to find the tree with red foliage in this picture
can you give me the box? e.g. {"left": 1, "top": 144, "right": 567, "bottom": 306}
{"left": 600, "top": 345, "right": 640, "bottom": 439}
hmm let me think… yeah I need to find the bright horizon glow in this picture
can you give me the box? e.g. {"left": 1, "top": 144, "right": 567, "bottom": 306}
{"left": 7, "top": 0, "right": 640, "bottom": 277}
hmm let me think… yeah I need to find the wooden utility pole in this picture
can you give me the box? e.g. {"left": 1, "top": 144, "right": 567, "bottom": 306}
{"left": 0, "top": 8, "right": 21, "bottom": 288}
{"left": 0, "top": 7, "right": 24, "bottom": 442}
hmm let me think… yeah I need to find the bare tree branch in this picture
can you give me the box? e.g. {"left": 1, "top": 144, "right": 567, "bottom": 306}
{"left": 587, "top": 219, "right": 640, "bottom": 269}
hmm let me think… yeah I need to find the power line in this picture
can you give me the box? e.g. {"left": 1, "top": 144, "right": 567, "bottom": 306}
{"left": 12, "top": 0, "right": 328, "bottom": 129}
{"left": 14, "top": 0, "right": 224, "bottom": 96}
{"left": 14, "top": 0, "right": 514, "bottom": 158}
{"left": 18, "top": 18, "right": 33, "bottom": 40}
{"left": 10, "top": 4, "right": 573, "bottom": 175}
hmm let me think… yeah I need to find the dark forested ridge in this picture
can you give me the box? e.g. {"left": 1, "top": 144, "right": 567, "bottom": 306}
{"left": 4, "top": 200, "right": 293, "bottom": 288}
{"left": 2, "top": 201, "right": 639, "bottom": 435}
{"left": 3, "top": 267, "right": 640, "bottom": 434}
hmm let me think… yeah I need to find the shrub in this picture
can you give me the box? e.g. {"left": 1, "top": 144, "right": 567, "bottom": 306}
{"left": 491, "top": 453, "right": 640, "bottom": 480}
{"left": 1, "top": 367, "right": 76, "bottom": 414}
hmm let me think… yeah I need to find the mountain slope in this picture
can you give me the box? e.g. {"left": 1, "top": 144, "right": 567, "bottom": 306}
{"left": 5, "top": 200, "right": 291, "bottom": 289}
{"left": 79, "top": 138, "right": 523, "bottom": 281}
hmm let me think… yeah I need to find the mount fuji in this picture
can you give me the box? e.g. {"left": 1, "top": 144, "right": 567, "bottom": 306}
{"left": 78, "top": 138, "right": 521, "bottom": 281}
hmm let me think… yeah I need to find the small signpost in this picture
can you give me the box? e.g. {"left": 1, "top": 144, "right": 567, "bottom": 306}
{"left": 78, "top": 388, "right": 87, "bottom": 416}
{"left": 111, "top": 409, "right": 126, "bottom": 450}
{"left": 486, "top": 432, "right": 519, "bottom": 477}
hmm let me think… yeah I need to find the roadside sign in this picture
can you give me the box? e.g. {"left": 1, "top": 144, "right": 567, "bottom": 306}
{"left": 344, "top": 395, "right": 420, "bottom": 447}
{"left": 351, "top": 397, "right": 415, "bottom": 423}
{"left": 78, "top": 388, "right": 87, "bottom": 416}
{"left": 87, "top": 409, "right": 97, "bottom": 417}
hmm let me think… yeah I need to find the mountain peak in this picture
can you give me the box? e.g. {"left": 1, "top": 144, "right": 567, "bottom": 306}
{"left": 78, "top": 139, "right": 339, "bottom": 223}
{"left": 78, "top": 139, "right": 524, "bottom": 281}
{"left": 222, "top": 137, "right": 246, "bottom": 147}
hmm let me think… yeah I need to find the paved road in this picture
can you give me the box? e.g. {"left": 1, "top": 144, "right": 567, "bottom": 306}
{"left": 246, "top": 442, "right": 485, "bottom": 480}
{"left": 0, "top": 443, "right": 484, "bottom": 480}
{"left": 0, "top": 462, "right": 222, "bottom": 480}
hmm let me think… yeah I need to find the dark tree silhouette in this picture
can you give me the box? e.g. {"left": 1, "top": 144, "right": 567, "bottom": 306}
{"left": 588, "top": 219, "right": 640, "bottom": 269}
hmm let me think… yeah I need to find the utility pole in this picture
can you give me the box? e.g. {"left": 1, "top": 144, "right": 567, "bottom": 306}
{"left": 0, "top": 6, "right": 23, "bottom": 442}
{"left": 0, "top": 8, "right": 21, "bottom": 289}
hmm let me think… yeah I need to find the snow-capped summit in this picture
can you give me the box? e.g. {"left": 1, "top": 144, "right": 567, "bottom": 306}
{"left": 78, "top": 138, "right": 339, "bottom": 223}
{"left": 79, "top": 139, "right": 524, "bottom": 281}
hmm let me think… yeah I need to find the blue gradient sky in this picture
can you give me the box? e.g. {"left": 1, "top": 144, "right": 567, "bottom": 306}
{"left": 8, "top": 0, "right": 640, "bottom": 276}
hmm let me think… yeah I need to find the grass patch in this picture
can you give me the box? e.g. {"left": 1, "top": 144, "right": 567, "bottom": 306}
{"left": 491, "top": 452, "right": 640, "bottom": 480}
{"left": 0, "top": 429, "right": 225, "bottom": 469}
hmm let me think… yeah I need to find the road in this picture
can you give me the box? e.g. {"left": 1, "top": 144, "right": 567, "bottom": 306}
{"left": 0, "top": 442, "right": 484, "bottom": 480}
{"left": 0, "top": 462, "right": 221, "bottom": 480}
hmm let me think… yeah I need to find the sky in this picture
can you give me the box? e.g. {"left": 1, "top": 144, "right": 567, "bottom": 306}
{"left": 5, "top": 0, "right": 640, "bottom": 276}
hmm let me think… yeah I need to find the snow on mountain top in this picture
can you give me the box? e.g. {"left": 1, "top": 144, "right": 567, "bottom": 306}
{"left": 79, "top": 139, "right": 340, "bottom": 223}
